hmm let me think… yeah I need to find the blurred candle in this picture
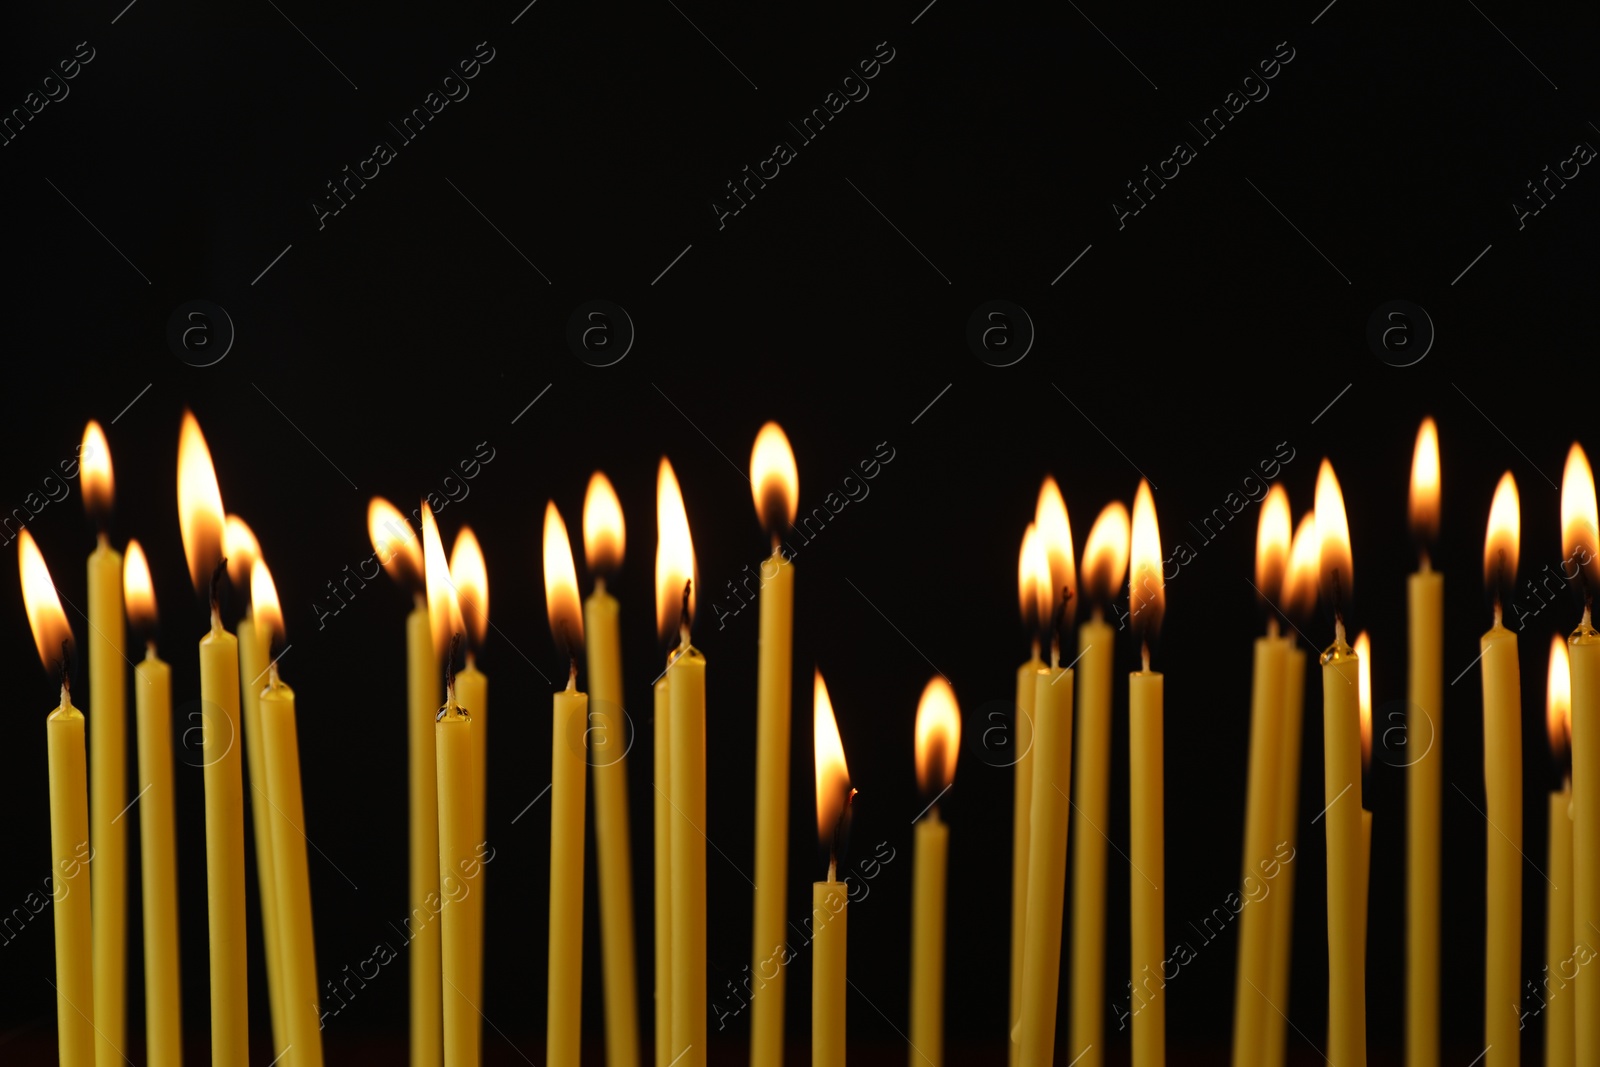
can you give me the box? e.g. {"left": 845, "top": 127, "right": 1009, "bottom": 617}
{"left": 1009, "top": 522, "right": 1047, "bottom": 1067}
{"left": 1547, "top": 635, "right": 1575, "bottom": 1067}
{"left": 812, "top": 671, "right": 853, "bottom": 1067}
{"left": 451, "top": 525, "right": 491, "bottom": 1065}
{"left": 1407, "top": 417, "right": 1443, "bottom": 1067}
{"left": 1127, "top": 480, "right": 1166, "bottom": 1067}
{"left": 1355, "top": 631, "right": 1374, "bottom": 974}
{"left": 910, "top": 676, "right": 960, "bottom": 1067}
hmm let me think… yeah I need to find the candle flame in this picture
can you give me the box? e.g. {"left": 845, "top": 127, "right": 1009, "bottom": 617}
{"left": 1083, "top": 503, "right": 1131, "bottom": 607}
{"left": 450, "top": 526, "right": 489, "bottom": 653}
{"left": 1315, "top": 459, "right": 1353, "bottom": 616}
{"left": 1283, "top": 513, "right": 1320, "bottom": 621}
{"left": 368, "top": 497, "right": 424, "bottom": 592}
{"left": 914, "top": 675, "right": 961, "bottom": 796}
{"left": 1549, "top": 634, "right": 1571, "bottom": 763}
{"left": 1410, "top": 417, "right": 1440, "bottom": 547}
{"left": 813, "top": 669, "right": 852, "bottom": 844}
{"left": 81, "top": 419, "right": 114, "bottom": 526}
{"left": 1034, "top": 476, "right": 1077, "bottom": 621}
{"left": 1483, "top": 471, "right": 1520, "bottom": 603}
{"left": 750, "top": 421, "right": 799, "bottom": 537}
{"left": 18, "top": 529, "right": 73, "bottom": 677}
{"left": 1354, "top": 630, "right": 1372, "bottom": 772}
{"left": 1017, "top": 524, "right": 1051, "bottom": 634}
{"left": 251, "top": 558, "right": 285, "bottom": 645}
{"left": 176, "top": 410, "right": 225, "bottom": 598}
{"left": 1255, "top": 484, "right": 1292, "bottom": 605}
{"left": 583, "top": 471, "right": 626, "bottom": 574}
{"left": 224, "top": 516, "right": 261, "bottom": 593}
{"left": 543, "top": 501, "right": 585, "bottom": 657}
{"left": 655, "top": 457, "right": 697, "bottom": 643}
{"left": 1129, "top": 479, "right": 1164, "bottom": 643}
{"left": 420, "top": 503, "right": 461, "bottom": 662}
{"left": 124, "top": 539, "right": 157, "bottom": 632}
{"left": 1561, "top": 443, "right": 1599, "bottom": 591}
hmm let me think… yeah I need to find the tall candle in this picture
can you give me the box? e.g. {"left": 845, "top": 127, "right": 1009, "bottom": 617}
{"left": 1407, "top": 417, "right": 1443, "bottom": 1067}
{"left": 1355, "top": 632, "right": 1374, "bottom": 977}
{"left": 1127, "top": 480, "right": 1166, "bottom": 1067}
{"left": 1547, "top": 636, "right": 1575, "bottom": 1067}
{"left": 584, "top": 472, "right": 640, "bottom": 1067}
{"left": 124, "top": 541, "right": 182, "bottom": 1064}
{"left": 812, "top": 671, "right": 854, "bottom": 1067}
{"left": 749, "top": 425, "right": 798, "bottom": 1067}
{"left": 451, "top": 525, "right": 491, "bottom": 1066}
{"left": 652, "top": 667, "right": 672, "bottom": 1067}
{"left": 910, "top": 677, "right": 961, "bottom": 1067}
{"left": 1009, "top": 523, "right": 1046, "bottom": 1067}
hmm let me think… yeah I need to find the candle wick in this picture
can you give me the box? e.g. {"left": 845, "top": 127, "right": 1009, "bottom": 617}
{"left": 1493, "top": 597, "right": 1503, "bottom": 629}
{"left": 268, "top": 659, "right": 281, "bottom": 689}
{"left": 594, "top": 575, "right": 607, "bottom": 595}
{"left": 1334, "top": 612, "right": 1346, "bottom": 647}
{"left": 1266, "top": 616, "right": 1280, "bottom": 640}
{"left": 827, "top": 850, "right": 836, "bottom": 884}
{"left": 1585, "top": 596, "right": 1594, "bottom": 629}
{"left": 678, "top": 578, "right": 694, "bottom": 648}
{"left": 1419, "top": 548, "right": 1432, "bottom": 573}
{"left": 58, "top": 638, "right": 72, "bottom": 708}
{"left": 1141, "top": 640, "right": 1151, "bottom": 672}
{"left": 210, "top": 557, "right": 228, "bottom": 625}
{"left": 772, "top": 532, "right": 782, "bottom": 555}
{"left": 146, "top": 639, "right": 157, "bottom": 660}
{"left": 1030, "top": 636, "right": 1040, "bottom": 663}
{"left": 567, "top": 655, "right": 578, "bottom": 693}
{"left": 97, "top": 529, "right": 109, "bottom": 551}
{"left": 1050, "top": 586, "right": 1071, "bottom": 669}
{"left": 443, "top": 632, "right": 462, "bottom": 713}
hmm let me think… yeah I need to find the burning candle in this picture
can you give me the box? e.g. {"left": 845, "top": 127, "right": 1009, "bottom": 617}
{"left": 1547, "top": 635, "right": 1575, "bottom": 1067}
{"left": 812, "top": 670, "right": 854, "bottom": 1067}
{"left": 1127, "top": 480, "right": 1166, "bottom": 1067}
{"left": 910, "top": 675, "right": 960, "bottom": 1067}
{"left": 1008, "top": 521, "right": 1048, "bottom": 1067}
{"left": 1407, "top": 417, "right": 1443, "bottom": 1067}
{"left": 450, "top": 524, "right": 490, "bottom": 1062}
{"left": 1355, "top": 630, "right": 1374, "bottom": 966}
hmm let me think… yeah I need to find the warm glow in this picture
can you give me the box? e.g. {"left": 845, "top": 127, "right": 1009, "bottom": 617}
{"left": 177, "top": 410, "right": 225, "bottom": 596}
{"left": 368, "top": 497, "right": 423, "bottom": 591}
{"left": 1355, "top": 630, "right": 1372, "bottom": 770}
{"left": 1410, "top": 417, "right": 1440, "bottom": 545}
{"left": 224, "top": 515, "right": 261, "bottom": 592}
{"left": 124, "top": 539, "right": 157, "bottom": 631}
{"left": 655, "top": 457, "right": 697, "bottom": 643}
{"left": 81, "top": 419, "right": 113, "bottom": 523}
{"left": 1315, "top": 459, "right": 1353, "bottom": 612}
{"left": 1283, "top": 514, "right": 1319, "bottom": 620}
{"left": 543, "top": 502, "right": 585, "bottom": 655}
{"left": 1034, "top": 476, "right": 1077, "bottom": 618}
{"left": 1129, "top": 480, "right": 1164, "bottom": 641}
{"left": 1017, "top": 524, "right": 1052, "bottom": 632}
{"left": 914, "top": 676, "right": 961, "bottom": 795}
{"left": 421, "top": 503, "right": 461, "bottom": 661}
{"left": 583, "top": 472, "right": 626, "bottom": 574}
{"left": 1482, "top": 471, "right": 1520, "bottom": 597}
{"left": 450, "top": 526, "right": 489, "bottom": 653}
{"left": 1561, "top": 443, "right": 1598, "bottom": 586}
{"left": 1255, "top": 484, "right": 1292, "bottom": 604}
{"left": 750, "top": 421, "right": 799, "bottom": 535}
{"left": 19, "top": 529, "right": 73, "bottom": 675}
{"left": 1083, "top": 503, "right": 1131, "bottom": 606}
{"left": 251, "top": 559, "right": 284, "bottom": 645}
{"left": 813, "top": 670, "right": 852, "bottom": 843}
{"left": 1549, "top": 634, "right": 1571, "bottom": 762}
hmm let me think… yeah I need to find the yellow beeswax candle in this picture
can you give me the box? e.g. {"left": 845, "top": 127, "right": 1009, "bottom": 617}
{"left": 200, "top": 604, "right": 248, "bottom": 1066}
{"left": 1018, "top": 663, "right": 1073, "bottom": 1066}
{"left": 1359, "top": 808, "right": 1372, "bottom": 958}
{"left": 451, "top": 524, "right": 490, "bottom": 1067}
{"left": 239, "top": 609, "right": 289, "bottom": 1059}
{"left": 812, "top": 670, "right": 853, "bottom": 1067}
{"left": 910, "top": 676, "right": 961, "bottom": 1067}
{"left": 1547, "top": 634, "right": 1575, "bottom": 1067}
{"left": 437, "top": 682, "right": 475, "bottom": 1067}
{"left": 1407, "top": 417, "right": 1443, "bottom": 1067}
{"left": 1126, "top": 480, "right": 1166, "bottom": 1067}
{"left": 669, "top": 643, "right": 706, "bottom": 1067}
{"left": 653, "top": 670, "right": 672, "bottom": 1067}
{"left": 1007, "top": 640, "right": 1041, "bottom": 1067}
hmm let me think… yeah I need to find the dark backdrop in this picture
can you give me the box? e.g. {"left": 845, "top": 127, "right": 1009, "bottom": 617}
{"left": 1, "top": 0, "right": 1596, "bottom": 1062}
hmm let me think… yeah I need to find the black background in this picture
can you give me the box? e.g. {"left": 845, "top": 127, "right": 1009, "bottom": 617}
{"left": 1, "top": 0, "right": 1597, "bottom": 1062}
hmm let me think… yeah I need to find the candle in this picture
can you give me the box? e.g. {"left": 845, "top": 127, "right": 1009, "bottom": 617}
{"left": 1127, "top": 480, "right": 1166, "bottom": 1067}
{"left": 1355, "top": 631, "right": 1374, "bottom": 972}
{"left": 1559, "top": 443, "right": 1600, "bottom": 1065}
{"left": 21, "top": 531, "right": 94, "bottom": 1067}
{"left": 583, "top": 471, "right": 640, "bottom": 1067}
{"left": 1406, "top": 417, "right": 1443, "bottom": 1067}
{"left": 81, "top": 420, "right": 128, "bottom": 1066}
{"left": 1315, "top": 459, "right": 1365, "bottom": 1067}
{"left": 1481, "top": 472, "right": 1523, "bottom": 1067}
{"left": 543, "top": 502, "right": 590, "bottom": 1067}
{"left": 1069, "top": 502, "right": 1129, "bottom": 1067}
{"left": 1547, "top": 635, "right": 1575, "bottom": 1067}
{"left": 812, "top": 670, "right": 854, "bottom": 1067}
{"left": 253, "top": 560, "right": 325, "bottom": 1067}
{"left": 1232, "top": 485, "right": 1290, "bottom": 1067}
{"left": 659, "top": 458, "right": 706, "bottom": 1067}
{"left": 910, "top": 676, "right": 961, "bottom": 1067}
{"left": 1018, "top": 478, "right": 1077, "bottom": 1067}
{"left": 652, "top": 663, "right": 672, "bottom": 1067}
{"left": 749, "top": 424, "right": 799, "bottom": 1067}
{"left": 369, "top": 497, "right": 442, "bottom": 1067}
{"left": 178, "top": 410, "right": 249, "bottom": 1067}
{"left": 450, "top": 525, "right": 490, "bottom": 1064}
{"left": 124, "top": 541, "right": 182, "bottom": 1064}
{"left": 1008, "top": 522, "right": 1047, "bottom": 1067}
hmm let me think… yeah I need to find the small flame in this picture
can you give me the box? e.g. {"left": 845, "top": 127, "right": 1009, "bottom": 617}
{"left": 124, "top": 539, "right": 157, "bottom": 632}
{"left": 1561, "top": 444, "right": 1600, "bottom": 591}
{"left": 1549, "top": 634, "right": 1571, "bottom": 763}
{"left": 1283, "top": 513, "right": 1320, "bottom": 620}
{"left": 176, "top": 411, "right": 225, "bottom": 597}
{"left": 81, "top": 420, "right": 114, "bottom": 526}
{"left": 813, "top": 669, "right": 852, "bottom": 844}
{"left": 1355, "top": 631, "right": 1372, "bottom": 771}
{"left": 368, "top": 497, "right": 423, "bottom": 591}
{"left": 1017, "top": 525, "right": 1051, "bottom": 633}
{"left": 655, "top": 457, "right": 697, "bottom": 643}
{"left": 1315, "top": 459, "right": 1353, "bottom": 615}
{"left": 251, "top": 558, "right": 284, "bottom": 645}
{"left": 750, "top": 422, "right": 799, "bottom": 537}
{"left": 450, "top": 526, "right": 489, "bottom": 653}
{"left": 1255, "top": 485, "right": 1292, "bottom": 605}
{"left": 543, "top": 502, "right": 584, "bottom": 657}
{"left": 1083, "top": 503, "right": 1131, "bottom": 607}
{"left": 421, "top": 503, "right": 461, "bottom": 662}
{"left": 1129, "top": 480, "right": 1164, "bottom": 643}
{"left": 1034, "top": 476, "right": 1077, "bottom": 619}
{"left": 19, "top": 529, "right": 73, "bottom": 677}
{"left": 1483, "top": 471, "right": 1520, "bottom": 601}
{"left": 1410, "top": 417, "right": 1440, "bottom": 547}
{"left": 914, "top": 676, "right": 961, "bottom": 796}
{"left": 224, "top": 516, "right": 261, "bottom": 593}
{"left": 583, "top": 472, "right": 626, "bottom": 574}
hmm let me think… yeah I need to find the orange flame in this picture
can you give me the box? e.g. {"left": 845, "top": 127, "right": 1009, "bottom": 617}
{"left": 177, "top": 411, "right": 226, "bottom": 597}
{"left": 583, "top": 472, "right": 626, "bottom": 574}
{"left": 914, "top": 675, "right": 961, "bottom": 796}
{"left": 1083, "top": 503, "right": 1131, "bottom": 607}
{"left": 655, "top": 457, "right": 697, "bottom": 643}
{"left": 1255, "top": 484, "right": 1292, "bottom": 605}
{"left": 750, "top": 422, "right": 799, "bottom": 537}
{"left": 1017, "top": 524, "right": 1051, "bottom": 633}
{"left": 368, "top": 497, "right": 423, "bottom": 591}
{"left": 81, "top": 420, "right": 113, "bottom": 525}
{"left": 1561, "top": 444, "right": 1599, "bottom": 590}
{"left": 1483, "top": 472, "right": 1520, "bottom": 599}
{"left": 1549, "top": 634, "right": 1571, "bottom": 763}
{"left": 1283, "top": 513, "right": 1320, "bottom": 620}
{"left": 224, "top": 516, "right": 261, "bottom": 593}
{"left": 1410, "top": 417, "right": 1440, "bottom": 547}
{"left": 1355, "top": 630, "right": 1372, "bottom": 771}
{"left": 124, "top": 539, "right": 157, "bottom": 632}
{"left": 1035, "top": 476, "right": 1077, "bottom": 620}
{"left": 19, "top": 529, "right": 73, "bottom": 676}
{"left": 1129, "top": 480, "right": 1164, "bottom": 642}
{"left": 543, "top": 502, "right": 584, "bottom": 657}
{"left": 1315, "top": 459, "right": 1353, "bottom": 614}
{"left": 252, "top": 558, "right": 285, "bottom": 645}
{"left": 814, "top": 669, "right": 852, "bottom": 844}
{"left": 450, "top": 526, "right": 488, "bottom": 653}
{"left": 421, "top": 503, "right": 461, "bottom": 661}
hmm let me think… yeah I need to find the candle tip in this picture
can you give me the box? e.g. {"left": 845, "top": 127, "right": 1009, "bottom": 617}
{"left": 209, "top": 557, "right": 228, "bottom": 621}
{"left": 1141, "top": 639, "right": 1151, "bottom": 672}
{"left": 58, "top": 637, "right": 72, "bottom": 706}
{"left": 678, "top": 578, "right": 694, "bottom": 646}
